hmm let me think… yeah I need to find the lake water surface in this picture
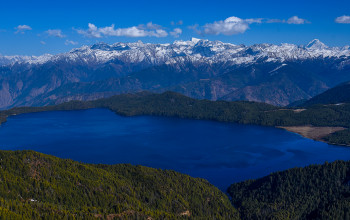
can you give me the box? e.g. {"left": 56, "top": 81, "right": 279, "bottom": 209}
{"left": 0, "top": 108, "right": 349, "bottom": 190}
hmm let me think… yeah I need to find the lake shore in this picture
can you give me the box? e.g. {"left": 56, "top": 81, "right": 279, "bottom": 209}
{"left": 278, "top": 126, "right": 346, "bottom": 144}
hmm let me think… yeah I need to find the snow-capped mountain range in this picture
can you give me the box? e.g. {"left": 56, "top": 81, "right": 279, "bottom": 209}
{"left": 0, "top": 38, "right": 350, "bottom": 109}
{"left": 1, "top": 38, "right": 349, "bottom": 67}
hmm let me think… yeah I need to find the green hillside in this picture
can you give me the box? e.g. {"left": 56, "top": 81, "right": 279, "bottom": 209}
{"left": 228, "top": 160, "right": 350, "bottom": 219}
{"left": 0, "top": 150, "right": 238, "bottom": 219}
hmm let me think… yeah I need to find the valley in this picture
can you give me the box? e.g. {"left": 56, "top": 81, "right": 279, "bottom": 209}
{"left": 1, "top": 40, "right": 350, "bottom": 219}
{"left": 2, "top": 0, "right": 350, "bottom": 218}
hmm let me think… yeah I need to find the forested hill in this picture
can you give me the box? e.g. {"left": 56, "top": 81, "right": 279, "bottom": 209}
{"left": 228, "top": 160, "right": 350, "bottom": 219}
{"left": 1, "top": 91, "right": 350, "bottom": 145}
{"left": 0, "top": 150, "right": 238, "bottom": 219}
{"left": 1, "top": 150, "right": 350, "bottom": 219}
{"left": 302, "top": 81, "right": 350, "bottom": 106}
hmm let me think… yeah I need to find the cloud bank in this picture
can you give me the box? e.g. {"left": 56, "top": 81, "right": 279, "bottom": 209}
{"left": 202, "top": 16, "right": 257, "bottom": 35}
{"left": 76, "top": 22, "right": 171, "bottom": 38}
{"left": 194, "top": 16, "right": 309, "bottom": 36}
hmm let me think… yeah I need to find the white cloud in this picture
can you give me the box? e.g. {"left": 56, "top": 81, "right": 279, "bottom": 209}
{"left": 266, "top": 19, "right": 284, "bottom": 23}
{"left": 15, "top": 25, "right": 32, "bottom": 34}
{"left": 150, "top": 29, "right": 168, "bottom": 37}
{"left": 171, "top": 20, "right": 183, "bottom": 26}
{"left": 40, "top": 41, "right": 46, "bottom": 45}
{"left": 266, "top": 16, "right": 309, "bottom": 24}
{"left": 170, "top": 28, "right": 182, "bottom": 38}
{"left": 335, "top": 15, "right": 350, "bottom": 24}
{"left": 202, "top": 16, "right": 260, "bottom": 35}
{"left": 245, "top": 18, "right": 263, "bottom": 24}
{"left": 46, "top": 29, "right": 65, "bottom": 38}
{"left": 141, "top": 22, "right": 162, "bottom": 30}
{"left": 188, "top": 24, "right": 201, "bottom": 35}
{"left": 65, "top": 40, "right": 78, "bottom": 45}
{"left": 192, "top": 16, "right": 309, "bottom": 36}
{"left": 76, "top": 23, "right": 168, "bottom": 38}
{"left": 76, "top": 23, "right": 101, "bottom": 38}
{"left": 286, "top": 16, "right": 308, "bottom": 24}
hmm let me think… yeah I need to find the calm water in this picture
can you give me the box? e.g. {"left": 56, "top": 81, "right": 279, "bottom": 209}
{"left": 0, "top": 108, "right": 349, "bottom": 190}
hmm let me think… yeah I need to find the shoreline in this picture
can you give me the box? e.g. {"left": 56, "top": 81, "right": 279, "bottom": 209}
{"left": 2, "top": 107, "right": 349, "bottom": 147}
{"left": 277, "top": 126, "right": 347, "bottom": 145}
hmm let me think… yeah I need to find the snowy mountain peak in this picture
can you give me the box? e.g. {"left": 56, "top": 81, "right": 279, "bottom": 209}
{"left": 305, "top": 39, "right": 328, "bottom": 50}
{"left": 191, "top": 38, "right": 201, "bottom": 44}
{"left": 90, "top": 42, "right": 111, "bottom": 50}
{"left": 1, "top": 39, "right": 349, "bottom": 67}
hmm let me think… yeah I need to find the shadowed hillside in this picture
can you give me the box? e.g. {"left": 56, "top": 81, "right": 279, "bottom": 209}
{"left": 302, "top": 81, "right": 350, "bottom": 106}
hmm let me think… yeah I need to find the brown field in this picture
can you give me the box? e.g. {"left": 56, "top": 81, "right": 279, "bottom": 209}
{"left": 277, "top": 126, "right": 346, "bottom": 141}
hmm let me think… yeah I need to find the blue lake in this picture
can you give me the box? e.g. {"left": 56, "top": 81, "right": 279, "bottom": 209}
{"left": 0, "top": 108, "right": 349, "bottom": 190}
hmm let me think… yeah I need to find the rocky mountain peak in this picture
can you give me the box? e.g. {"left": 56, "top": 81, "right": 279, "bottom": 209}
{"left": 305, "top": 39, "right": 328, "bottom": 50}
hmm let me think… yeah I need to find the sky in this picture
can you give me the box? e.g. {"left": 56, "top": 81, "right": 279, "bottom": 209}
{"left": 1, "top": 0, "right": 350, "bottom": 55}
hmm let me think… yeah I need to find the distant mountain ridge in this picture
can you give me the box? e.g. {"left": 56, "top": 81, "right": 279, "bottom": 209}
{"left": 2, "top": 38, "right": 350, "bottom": 67}
{"left": 0, "top": 39, "right": 350, "bottom": 108}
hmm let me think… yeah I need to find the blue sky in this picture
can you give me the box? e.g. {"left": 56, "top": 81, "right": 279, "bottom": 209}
{"left": 1, "top": 0, "right": 350, "bottom": 55}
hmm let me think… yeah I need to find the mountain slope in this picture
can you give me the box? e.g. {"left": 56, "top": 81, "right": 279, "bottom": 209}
{"left": 0, "top": 39, "right": 350, "bottom": 108}
{"left": 16, "top": 58, "right": 350, "bottom": 107}
{"left": 302, "top": 81, "right": 350, "bottom": 106}
{"left": 0, "top": 150, "right": 238, "bottom": 219}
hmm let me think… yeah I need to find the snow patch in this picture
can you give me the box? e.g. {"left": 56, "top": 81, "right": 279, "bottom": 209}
{"left": 269, "top": 64, "right": 287, "bottom": 75}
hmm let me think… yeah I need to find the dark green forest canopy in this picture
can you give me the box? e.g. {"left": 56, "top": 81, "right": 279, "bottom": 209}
{"left": 228, "top": 160, "right": 350, "bottom": 220}
{"left": 1, "top": 91, "right": 350, "bottom": 145}
{"left": 0, "top": 150, "right": 238, "bottom": 219}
